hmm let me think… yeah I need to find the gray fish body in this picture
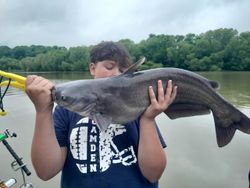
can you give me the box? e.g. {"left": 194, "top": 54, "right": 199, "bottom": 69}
{"left": 53, "top": 67, "right": 250, "bottom": 147}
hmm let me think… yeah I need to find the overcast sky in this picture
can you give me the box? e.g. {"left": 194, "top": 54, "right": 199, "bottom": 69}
{"left": 0, "top": 0, "right": 250, "bottom": 47}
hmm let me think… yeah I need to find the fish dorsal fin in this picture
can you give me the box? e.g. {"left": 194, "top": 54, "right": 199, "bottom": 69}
{"left": 209, "top": 80, "right": 219, "bottom": 89}
{"left": 122, "top": 57, "right": 146, "bottom": 74}
{"left": 92, "top": 113, "right": 112, "bottom": 131}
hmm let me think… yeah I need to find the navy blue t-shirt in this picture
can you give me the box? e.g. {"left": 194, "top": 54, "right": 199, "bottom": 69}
{"left": 248, "top": 170, "right": 250, "bottom": 188}
{"left": 54, "top": 106, "right": 166, "bottom": 188}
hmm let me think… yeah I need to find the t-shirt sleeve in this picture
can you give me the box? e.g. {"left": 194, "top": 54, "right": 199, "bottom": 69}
{"left": 53, "top": 105, "right": 69, "bottom": 147}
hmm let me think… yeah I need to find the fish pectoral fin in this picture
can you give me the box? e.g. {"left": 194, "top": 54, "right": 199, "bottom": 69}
{"left": 165, "top": 103, "right": 211, "bottom": 119}
{"left": 92, "top": 113, "right": 112, "bottom": 132}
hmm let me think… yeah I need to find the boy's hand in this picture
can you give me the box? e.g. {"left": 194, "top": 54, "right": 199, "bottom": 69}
{"left": 25, "top": 75, "right": 54, "bottom": 113}
{"left": 141, "top": 80, "right": 177, "bottom": 120}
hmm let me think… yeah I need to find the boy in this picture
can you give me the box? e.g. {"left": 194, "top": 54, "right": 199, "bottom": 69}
{"left": 25, "top": 41, "right": 177, "bottom": 187}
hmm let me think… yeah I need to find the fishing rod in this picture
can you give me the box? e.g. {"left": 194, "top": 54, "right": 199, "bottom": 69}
{"left": 0, "top": 70, "right": 26, "bottom": 116}
{"left": 0, "top": 129, "right": 33, "bottom": 188}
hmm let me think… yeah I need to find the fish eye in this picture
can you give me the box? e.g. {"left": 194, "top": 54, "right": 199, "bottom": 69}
{"left": 61, "top": 95, "right": 67, "bottom": 101}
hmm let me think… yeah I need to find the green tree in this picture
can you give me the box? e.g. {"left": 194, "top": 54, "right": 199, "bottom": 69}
{"left": 139, "top": 34, "right": 176, "bottom": 66}
{"left": 223, "top": 32, "right": 250, "bottom": 71}
{"left": 0, "top": 57, "right": 20, "bottom": 71}
{"left": 0, "top": 28, "right": 249, "bottom": 72}
{"left": 0, "top": 46, "right": 11, "bottom": 58}
{"left": 68, "top": 46, "right": 90, "bottom": 71}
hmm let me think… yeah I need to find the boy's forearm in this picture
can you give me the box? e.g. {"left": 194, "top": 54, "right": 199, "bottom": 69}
{"left": 138, "top": 116, "right": 167, "bottom": 183}
{"left": 31, "top": 111, "right": 66, "bottom": 181}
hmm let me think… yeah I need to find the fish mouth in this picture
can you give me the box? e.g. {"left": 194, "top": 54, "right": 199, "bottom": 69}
{"left": 51, "top": 87, "right": 96, "bottom": 115}
{"left": 51, "top": 88, "right": 74, "bottom": 108}
{"left": 53, "top": 94, "right": 96, "bottom": 115}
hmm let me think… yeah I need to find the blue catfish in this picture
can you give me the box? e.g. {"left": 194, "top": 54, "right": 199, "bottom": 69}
{"left": 52, "top": 58, "right": 250, "bottom": 147}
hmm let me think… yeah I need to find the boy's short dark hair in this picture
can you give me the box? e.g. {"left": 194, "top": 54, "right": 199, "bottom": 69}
{"left": 90, "top": 41, "right": 133, "bottom": 69}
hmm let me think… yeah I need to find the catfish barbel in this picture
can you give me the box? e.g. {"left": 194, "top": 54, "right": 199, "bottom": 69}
{"left": 52, "top": 58, "right": 250, "bottom": 147}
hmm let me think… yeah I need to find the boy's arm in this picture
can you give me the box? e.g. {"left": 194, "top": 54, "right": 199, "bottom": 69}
{"left": 26, "top": 76, "right": 67, "bottom": 181}
{"left": 138, "top": 80, "right": 177, "bottom": 183}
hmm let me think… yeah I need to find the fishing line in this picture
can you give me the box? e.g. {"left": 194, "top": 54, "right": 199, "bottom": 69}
{"left": 0, "top": 76, "right": 11, "bottom": 114}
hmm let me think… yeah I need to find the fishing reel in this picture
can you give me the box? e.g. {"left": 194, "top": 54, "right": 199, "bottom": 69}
{"left": 0, "top": 178, "right": 17, "bottom": 188}
{"left": 0, "top": 178, "right": 33, "bottom": 188}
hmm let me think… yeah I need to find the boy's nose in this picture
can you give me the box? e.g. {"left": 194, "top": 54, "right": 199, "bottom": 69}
{"left": 111, "top": 68, "right": 121, "bottom": 76}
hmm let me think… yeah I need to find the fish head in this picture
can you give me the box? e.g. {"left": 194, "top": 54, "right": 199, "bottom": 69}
{"left": 52, "top": 81, "right": 97, "bottom": 116}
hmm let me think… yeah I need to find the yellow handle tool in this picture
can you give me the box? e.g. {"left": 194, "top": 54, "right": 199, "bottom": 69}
{"left": 0, "top": 70, "right": 27, "bottom": 116}
{"left": 0, "top": 111, "right": 7, "bottom": 116}
{"left": 0, "top": 70, "right": 27, "bottom": 90}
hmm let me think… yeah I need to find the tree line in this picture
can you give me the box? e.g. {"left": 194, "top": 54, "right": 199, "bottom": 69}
{"left": 0, "top": 28, "right": 250, "bottom": 72}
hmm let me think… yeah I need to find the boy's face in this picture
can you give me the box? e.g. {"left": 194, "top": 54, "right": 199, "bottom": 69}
{"left": 89, "top": 60, "right": 126, "bottom": 79}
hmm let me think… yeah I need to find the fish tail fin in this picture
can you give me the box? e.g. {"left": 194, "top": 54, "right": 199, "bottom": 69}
{"left": 237, "top": 113, "right": 250, "bottom": 134}
{"left": 213, "top": 112, "right": 250, "bottom": 147}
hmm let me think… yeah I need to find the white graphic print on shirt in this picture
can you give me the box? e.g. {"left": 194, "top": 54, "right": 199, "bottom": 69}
{"left": 69, "top": 117, "right": 137, "bottom": 174}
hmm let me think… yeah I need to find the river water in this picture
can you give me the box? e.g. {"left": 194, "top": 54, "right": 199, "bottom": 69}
{"left": 0, "top": 71, "right": 250, "bottom": 188}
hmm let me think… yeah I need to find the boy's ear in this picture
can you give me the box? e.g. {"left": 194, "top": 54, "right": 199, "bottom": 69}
{"left": 89, "top": 63, "right": 96, "bottom": 76}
